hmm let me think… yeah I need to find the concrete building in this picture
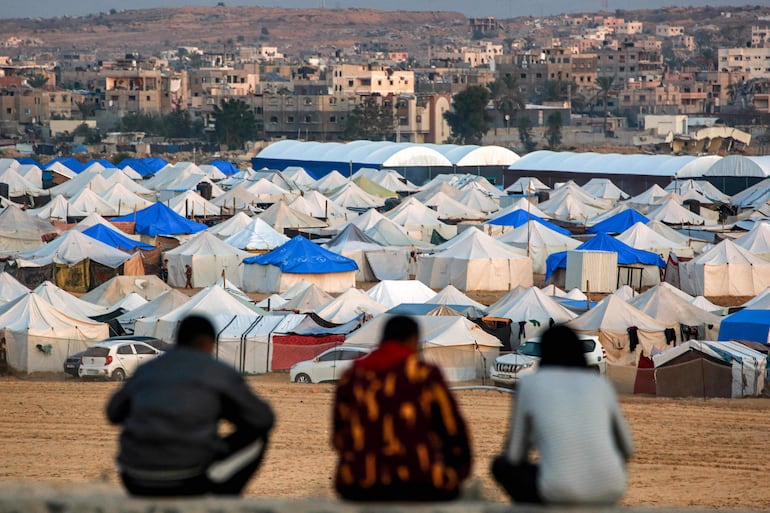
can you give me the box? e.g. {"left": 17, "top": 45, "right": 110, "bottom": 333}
{"left": 656, "top": 25, "right": 685, "bottom": 37}
{"left": 596, "top": 43, "right": 664, "bottom": 83}
{"left": 331, "top": 64, "right": 414, "bottom": 96}
{"left": 718, "top": 47, "right": 770, "bottom": 80}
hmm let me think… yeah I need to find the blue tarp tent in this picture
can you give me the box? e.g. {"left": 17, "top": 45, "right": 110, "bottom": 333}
{"left": 46, "top": 156, "right": 86, "bottom": 173}
{"left": 86, "top": 159, "right": 116, "bottom": 169}
{"left": 487, "top": 209, "right": 571, "bottom": 236}
{"left": 111, "top": 202, "right": 207, "bottom": 237}
{"left": 210, "top": 160, "right": 240, "bottom": 176}
{"left": 546, "top": 233, "right": 665, "bottom": 280}
{"left": 82, "top": 224, "right": 155, "bottom": 252}
{"left": 118, "top": 157, "right": 168, "bottom": 177}
{"left": 718, "top": 309, "right": 770, "bottom": 344}
{"left": 244, "top": 235, "right": 358, "bottom": 274}
{"left": 15, "top": 157, "right": 40, "bottom": 166}
{"left": 586, "top": 209, "right": 649, "bottom": 234}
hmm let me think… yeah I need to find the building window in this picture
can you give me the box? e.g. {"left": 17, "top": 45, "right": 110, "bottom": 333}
{"left": 348, "top": 80, "right": 354, "bottom": 87}
{"left": 305, "top": 115, "right": 312, "bottom": 123}
{"left": 288, "top": 115, "right": 295, "bottom": 122}
{"left": 269, "top": 116, "right": 278, "bottom": 123}
{"left": 129, "top": 95, "right": 136, "bottom": 101}
{"left": 330, "top": 116, "right": 337, "bottom": 123}
{"left": 329, "top": 97, "right": 337, "bottom": 105}
{"left": 623, "top": 95, "right": 631, "bottom": 101}
{"left": 146, "top": 95, "right": 151, "bottom": 101}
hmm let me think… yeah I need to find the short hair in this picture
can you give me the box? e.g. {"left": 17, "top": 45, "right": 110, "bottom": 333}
{"left": 539, "top": 325, "right": 588, "bottom": 369}
{"left": 382, "top": 315, "right": 420, "bottom": 343}
{"left": 176, "top": 315, "right": 216, "bottom": 347}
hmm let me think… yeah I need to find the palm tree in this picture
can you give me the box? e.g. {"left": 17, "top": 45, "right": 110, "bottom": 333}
{"left": 488, "top": 74, "right": 525, "bottom": 131}
{"left": 596, "top": 76, "right": 616, "bottom": 136}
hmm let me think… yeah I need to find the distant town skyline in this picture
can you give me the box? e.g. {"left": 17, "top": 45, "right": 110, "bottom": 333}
{"left": 0, "top": 0, "right": 757, "bottom": 20}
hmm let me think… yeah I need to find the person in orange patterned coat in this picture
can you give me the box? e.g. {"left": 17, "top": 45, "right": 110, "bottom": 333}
{"left": 332, "top": 315, "right": 472, "bottom": 502}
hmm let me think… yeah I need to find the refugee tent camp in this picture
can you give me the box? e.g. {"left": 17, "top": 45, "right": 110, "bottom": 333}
{"left": 0, "top": 293, "right": 108, "bottom": 373}
{"left": 315, "top": 287, "right": 387, "bottom": 324}
{"left": 344, "top": 313, "right": 502, "bottom": 382}
{"left": 80, "top": 275, "right": 172, "bottom": 305}
{"left": 629, "top": 282, "right": 721, "bottom": 340}
{"left": 243, "top": 236, "right": 357, "bottom": 293}
{"left": 497, "top": 220, "right": 581, "bottom": 274}
{"left": 485, "top": 286, "right": 577, "bottom": 341}
{"left": 366, "top": 280, "right": 436, "bottom": 309}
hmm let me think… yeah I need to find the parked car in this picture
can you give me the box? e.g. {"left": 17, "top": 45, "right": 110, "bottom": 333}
{"left": 490, "top": 335, "right": 606, "bottom": 388}
{"left": 63, "top": 351, "right": 85, "bottom": 378}
{"left": 78, "top": 338, "right": 165, "bottom": 381}
{"left": 290, "top": 346, "right": 370, "bottom": 384}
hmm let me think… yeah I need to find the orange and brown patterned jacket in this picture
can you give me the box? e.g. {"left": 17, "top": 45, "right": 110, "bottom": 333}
{"left": 332, "top": 341, "right": 472, "bottom": 498}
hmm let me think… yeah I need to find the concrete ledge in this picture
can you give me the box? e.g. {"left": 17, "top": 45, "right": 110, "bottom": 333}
{"left": 0, "top": 484, "right": 757, "bottom": 513}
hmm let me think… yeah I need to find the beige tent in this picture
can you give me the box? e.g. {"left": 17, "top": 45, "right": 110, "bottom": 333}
{"left": 0, "top": 293, "right": 108, "bottom": 373}
{"left": 344, "top": 314, "right": 501, "bottom": 382}
{"left": 164, "top": 232, "right": 250, "bottom": 288}
{"left": 680, "top": 240, "right": 770, "bottom": 297}
{"left": 629, "top": 283, "right": 721, "bottom": 340}
{"left": 566, "top": 295, "right": 671, "bottom": 366}
{"left": 417, "top": 227, "right": 533, "bottom": 291}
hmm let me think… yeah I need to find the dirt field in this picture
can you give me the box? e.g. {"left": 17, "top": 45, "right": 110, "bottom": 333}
{"left": 1, "top": 375, "right": 769, "bottom": 508}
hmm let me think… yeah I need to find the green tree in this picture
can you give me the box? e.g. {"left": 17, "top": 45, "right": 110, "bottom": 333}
{"left": 488, "top": 75, "right": 525, "bottom": 128}
{"left": 596, "top": 75, "right": 616, "bottom": 135}
{"left": 213, "top": 98, "right": 257, "bottom": 149}
{"left": 343, "top": 98, "right": 396, "bottom": 141}
{"left": 545, "top": 112, "right": 562, "bottom": 150}
{"left": 443, "top": 85, "right": 492, "bottom": 145}
{"left": 76, "top": 101, "right": 97, "bottom": 120}
{"left": 73, "top": 123, "right": 102, "bottom": 144}
{"left": 517, "top": 116, "right": 537, "bottom": 153}
{"left": 27, "top": 74, "right": 49, "bottom": 89}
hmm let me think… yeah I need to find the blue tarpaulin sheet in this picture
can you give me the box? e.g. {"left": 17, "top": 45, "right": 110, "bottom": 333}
{"left": 486, "top": 209, "right": 571, "bottom": 236}
{"left": 586, "top": 209, "right": 649, "bottom": 234}
{"left": 546, "top": 233, "right": 665, "bottom": 280}
{"left": 718, "top": 309, "right": 770, "bottom": 344}
{"left": 111, "top": 202, "right": 207, "bottom": 237}
{"left": 244, "top": 236, "right": 358, "bottom": 274}
{"left": 82, "top": 224, "right": 155, "bottom": 251}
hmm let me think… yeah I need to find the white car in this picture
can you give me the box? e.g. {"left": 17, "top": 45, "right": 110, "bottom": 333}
{"left": 78, "top": 339, "right": 163, "bottom": 381}
{"left": 290, "top": 346, "right": 370, "bottom": 384}
{"left": 490, "top": 335, "right": 607, "bottom": 388}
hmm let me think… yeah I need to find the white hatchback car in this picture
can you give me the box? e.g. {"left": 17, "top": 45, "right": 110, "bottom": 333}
{"left": 490, "top": 335, "right": 607, "bottom": 388}
{"left": 290, "top": 346, "right": 370, "bottom": 384}
{"left": 78, "top": 340, "right": 163, "bottom": 381}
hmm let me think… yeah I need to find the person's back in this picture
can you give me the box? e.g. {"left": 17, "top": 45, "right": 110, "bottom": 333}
{"left": 107, "top": 315, "right": 274, "bottom": 496}
{"left": 510, "top": 369, "right": 629, "bottom": 503}
{"left": 332, "top": 316, "right": 471, "bottom": 502}
{"left": 492, "top": 325, "right": 633, "bottom": 505}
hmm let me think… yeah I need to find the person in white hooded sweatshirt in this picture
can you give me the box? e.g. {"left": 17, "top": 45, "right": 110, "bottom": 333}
{"left": 492, "top": 325, "right": 634, "bottom": 505}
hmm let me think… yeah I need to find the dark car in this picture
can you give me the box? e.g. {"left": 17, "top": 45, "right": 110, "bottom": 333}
{"left": 63, "top": 351, "right": 85, "bottom": 377}
{"left": 63, "top": 336, "right": 168, "bottom": 378}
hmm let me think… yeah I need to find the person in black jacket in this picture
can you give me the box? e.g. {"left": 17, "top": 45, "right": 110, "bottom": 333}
{"left": 107, "top": 315, "right": 275, "bottom": 496}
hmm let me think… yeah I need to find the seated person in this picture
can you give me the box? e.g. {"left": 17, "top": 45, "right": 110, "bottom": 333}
{"left": 492, "top": 325, "right": 634, "bottom": 505}
{"left": 107, "top": 315, "right": 275, "bottom": 496}
{"left": 332, "top": 315, "right": 472, "bottom": 502}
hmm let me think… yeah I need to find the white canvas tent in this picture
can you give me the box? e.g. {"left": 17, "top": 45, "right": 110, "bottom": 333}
{"left": 134, "top": 284, "right": 262, "bottom": 341}
{"left": 497, "top": 220, "right": 580, "bottom": 274}
{"left": 733, "top": 222, "right": 770, "bottom": 260}
{"left": 417, "top": 228, "right": 533, "bottom": 291}
{"left": 0, "top": 272, "right": 29, "bottom": 305}
{"left": 223, "top": 218, "right": 289, "bottom": 252}
{"left": 164, "top": 232, "right": 250, "bottom": 288}
{"left": 315, "top": 288, "right": 387, "bottom": 324}
{"left": 680, "top": 239, "right": 770, "bottom": 296}
{"left": 80, "top": 275, "right": 172, "bottom": 305}
{"left": 566, "top": 295, "right": 670, "bottom": 365}
{"left": 629, "top": 282, "right": 721, "bottom": 340}
{"left": 344, "top": 314, "right": 502, "bottom": 382}
{"left": 366, "top": 280, "right": 436, "bottom": 309}
{"left": 0, "top": 293, "right": 108, "bottom": 373}
{"left": 485, "top": 286, "right": 577, "bottom": 340}
{"left": 33, "top": 281, "right": 111, "bottom": 319}
{"left": 427, "top": 285, "right": 487, "bottom": 311}
{"left": 615, "top": 222, "right": 694, "bottom": 259}
{"left": 116, "top": 289, "right": 190, "bottom": 331}
{"left": 206, "top": 212, "right": 253, "bottom": 238}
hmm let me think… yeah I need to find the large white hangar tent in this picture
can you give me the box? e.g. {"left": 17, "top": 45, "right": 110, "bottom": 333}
{"left": 505, "top": 151, "right": 719, "bottom": 195}
{"left": 701, "top": 156, "right": 770, "bottom": 195}
{"left": 251, "top": 140, "right": 519, "bottom": 185}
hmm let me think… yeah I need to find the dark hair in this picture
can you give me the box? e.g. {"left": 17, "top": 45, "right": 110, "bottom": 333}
{"left": 176, "top": 315, "right": 216, "bottom": 347}
{"left": 382, "top": 315, "right": 420, "bottom": 343}
{"left": 539, "top": 325, "right": 588, "bottom": 369}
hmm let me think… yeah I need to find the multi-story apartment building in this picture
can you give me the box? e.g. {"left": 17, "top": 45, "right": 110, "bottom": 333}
{"left": 188, "top": 63, "right": 259, "bottom": 109}
{"left": 655, "top": 25, "right": 685, "bottom": 37}
{"left": 331, "top": 64, "right": 414, "bottom": 96}
{"left": 596, "top": 43, "right": 664, "bottom": 83}
{"left": 718, "top": 47, "right": 770, "bottom": 80}
{"left": 616, "top": 21, "right": 644, "bottom": 35}
{"left": 751, "top": 26, "right": 770, "bottom": 48}
{"left": 0, "top": 86, "right": 77, "bottom": 124}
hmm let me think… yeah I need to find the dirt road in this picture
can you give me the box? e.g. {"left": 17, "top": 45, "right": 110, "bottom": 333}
{"left": 1, "top": 376, "right": 768, "bottom": 508}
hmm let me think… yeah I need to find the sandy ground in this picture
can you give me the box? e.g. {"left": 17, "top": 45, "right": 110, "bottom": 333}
{"left": 1, "top": 375, "right": 769, "bottom": 508}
